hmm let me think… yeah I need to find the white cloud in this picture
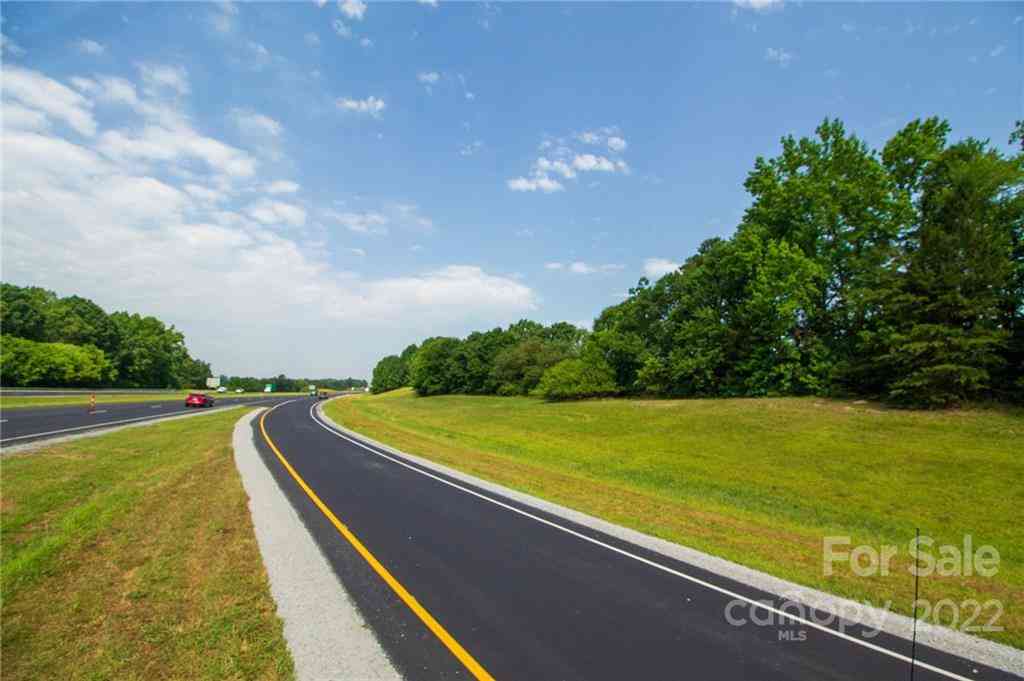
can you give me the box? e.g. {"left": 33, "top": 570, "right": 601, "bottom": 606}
{"left": 507, "top": 176, "right": 564, "bottom": 193}
{"left": 332, "top": 19, "right": 352, "bottom": 39}
{"left": 1, "top": 33, "right": 26, "bottom": 57}
{"left": 459, "top": 140, "right": 484, "bottom": 156}
{"left": 347, "top": 247, "right": 366, "bottom": 257}
{"left": 643, "top": 258, "right": 680, "bottom": 278}
{"left": 248, "top": 41, "right": 270, "bottom": 57}
{"left": 327, "top": 210, "right": 389, "bottom": 234}
{"left": 336, "top": 96, "right": 386, "bottom": 117}
{"left": 209, "top": 1, "right": 238, "bottom": 33}
{"left": 417, "top": 0, "right": 439, "bottom": 5}
{"left": 230, "top": 109, "right": 283, "bottom": 137}
{"left": 572, "top": 154, "right": 616, "bottom": 172}
{"left": 607, "top": 136, "right": 627, "bottom": 152}
{"left": 304, "top": 32, "right": 321, "bottom": 47}
{"left": 247, "top": 199, "right": 307, "bottom": 227}
{"left": 2, "top": 66, "right": 97, "bottom": 136}
{"left": 733, "top": 0, "right": 782, "bottom": 11}
{"left": 536, "top": 157, "right": 576, "bottom": 179}
{"left": 2, "top": 65, "right": 534, "bottom": 378}
{"left": 545, "top": 261, "right": 624, "bottom": 275}
{"left": 990, "top": 43, "right": 1006, "bottom": 57}
{"left": 76, "top": 39, "right": 105, "bottom": 55}
{"left": 765, "top": 47, "right": 794, "bottom": 67}
{"left": 418, "top": 71, "right": 441, "bottom": 85}
{"left": 138, "top": 63, "right": 190, "bottom": 96}
{"left": 266, "top": 180, "right": 300, "bottom": 194}
{"left": 339, "top": 0, "right": 367, "bottom": 20}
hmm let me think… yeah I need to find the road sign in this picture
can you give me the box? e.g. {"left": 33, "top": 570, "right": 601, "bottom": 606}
{"left": 206, "top": 377, "right": 220, "bottom": 388}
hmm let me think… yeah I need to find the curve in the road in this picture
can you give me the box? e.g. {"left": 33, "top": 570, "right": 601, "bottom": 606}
{"left": 257, "top": 397, "right": 1019, "bottom": 681}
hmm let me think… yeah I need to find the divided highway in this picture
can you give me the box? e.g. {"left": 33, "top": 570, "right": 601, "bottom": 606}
{"left": 0, "top": 395, "right": 293, "bottom": 446}
{"left": 257, "top": 397, "right": 1019, "bottom": 681}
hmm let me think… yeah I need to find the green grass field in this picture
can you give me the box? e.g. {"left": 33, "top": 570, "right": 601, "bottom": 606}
{"left": 0, "top": 391, "right": 309, "bottom": 409}
{"left": 1, "top": 407, "right": 294, "bottom": 680}
{"left": 326, "top": 389, "right": 1023, "bottom": 648}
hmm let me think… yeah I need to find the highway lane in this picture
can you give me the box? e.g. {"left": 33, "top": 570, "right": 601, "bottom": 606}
{"left": 0, "top": 395, "right": 294, "bottom": 446}
{"left": 257, "top": 397, "right": 1019, "bottom": 681}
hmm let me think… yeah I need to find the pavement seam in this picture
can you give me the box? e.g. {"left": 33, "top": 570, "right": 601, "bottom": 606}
{"left": 316, "top": 398, "right": 1024, "bottom": 678}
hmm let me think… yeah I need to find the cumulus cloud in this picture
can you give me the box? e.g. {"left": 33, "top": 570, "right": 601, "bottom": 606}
{"left": 3, "top": 66, "right": 97, "bottom": 136}
{"left": 138, "top": 63, "right": 190, "bottom": 96}
{"left": 328, "top": 210, "right": 389, "bottom": 234}
{"left": 572, "top": 154, "right": 616, "bottom": 172}
{"left": 337, "top": 96, "right": 385, "bottom": 117}
{"left": 418, "top": 71, "right": 441, "bottom": 84}
{"left": 230, "top": 109, "right": 283, "bottom": 138}
{"left": 266, "top": 180, "right": 300, "bottom": 194}
{"left": 643, "top": 258, "right": 680, "bottom": 278}
{"left": 607, "top": 136, "right": 627, "bottom": 152}
{"left": 76, "top": 39, "right": 105, "bottom": 55}
{"left": 507, "top": 176, "right": 564, "bottom": 193}
{"left": 733, "top": 0, "right": 783, "bottom": 11}
{"left": 332, "top": 19, "right": 352, "bottom": 39}
{"left": 247, "top": 199, "right": 307, "bottom": 227}
{"left": 3, "top": 65, "right": 535, "bottom": 377}
{"left": 339, "top": 0, "right": 367, "bottom": 20}
{"left": 545, "top": 261, "right": 624, "bottom": 274}
{"left": 1, "top": 33, "right": 26, "bottom": 56}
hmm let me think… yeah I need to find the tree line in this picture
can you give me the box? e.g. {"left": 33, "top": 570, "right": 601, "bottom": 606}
{"left": 218, "top": 374, "right": 366, "bottom": 392}
{"left": 371, "top": 118, "right": 1023, "bottom": 407}
{"left": 1, "top": 284, "right": 212, "bottom": 388}
{"left": 0, "top": 284, "right": 369, "bottom": 391}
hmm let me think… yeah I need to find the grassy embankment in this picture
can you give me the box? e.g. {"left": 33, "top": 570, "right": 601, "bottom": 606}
{"left": 0, "top": 391, "right": 312, "bottom": 410}
{"left": 326, "top": 389, "right": 1023, "bottom": 649}
{"left": 0, "top": 407, "right": 294, "bottom": 680}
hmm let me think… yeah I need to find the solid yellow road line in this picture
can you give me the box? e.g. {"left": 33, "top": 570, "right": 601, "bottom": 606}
{"left": 258, "top": 407, "right": 496, "bottom": 681}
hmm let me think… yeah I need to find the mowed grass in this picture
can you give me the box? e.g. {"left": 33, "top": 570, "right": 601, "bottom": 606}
{"left": 0, "top": 407, "right": 294, "bottom": 680}
{"left": 327, "top": 389, "right": 1024, "bottom": 648}
{"left": 0, "top": 391, "right": 310, "bottom": 410}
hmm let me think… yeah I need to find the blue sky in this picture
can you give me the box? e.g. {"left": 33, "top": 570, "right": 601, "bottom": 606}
{"left": 2, "top": 1, "right": 1021, "bottom": 378}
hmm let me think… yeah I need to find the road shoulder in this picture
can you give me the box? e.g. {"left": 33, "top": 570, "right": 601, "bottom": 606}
{"left": 232, "top": 408, "right": 401, "bottom": 681}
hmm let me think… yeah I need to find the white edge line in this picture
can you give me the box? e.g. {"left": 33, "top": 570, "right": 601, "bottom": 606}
{"left": 300, "top": 402, "right": 978, "bottom": 681}
{"left": 0, "top": 399, "right": 275, "bottom": 444}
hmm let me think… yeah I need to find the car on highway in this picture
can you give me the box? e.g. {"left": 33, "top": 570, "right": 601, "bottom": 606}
{"left": 317, "top": 390, "right": 328, "bottom": 400}
{"left": 185, "top": 393, "right": 215, "bottom": 408}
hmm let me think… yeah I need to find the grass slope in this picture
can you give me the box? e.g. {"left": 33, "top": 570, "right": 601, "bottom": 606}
{"left": 1, "top": 407, "right": 294, "bottom": 680}
{"left": 326, "top": 389, "right": 1023, "bottom": 649}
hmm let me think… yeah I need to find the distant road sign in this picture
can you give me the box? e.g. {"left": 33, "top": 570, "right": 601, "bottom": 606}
{"left": 206, "top": 377, "right": 220, "bottom": 388}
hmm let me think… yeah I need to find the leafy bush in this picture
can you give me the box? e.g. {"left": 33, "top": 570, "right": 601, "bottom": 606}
{"left": 535, "top": 354, "right": 617, "bottom": 401}
{"left": 0, "top": 335, "right": 117, "bottom": 387}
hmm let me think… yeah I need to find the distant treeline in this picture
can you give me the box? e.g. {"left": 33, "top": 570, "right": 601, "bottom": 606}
{"left": 0, "top": 284, "right": 368, "bottom": 391}
{"left": 219, "top": 375, "right": 367, "bottom": 392}
{"left": 1, "top": 284, "right": 212, "bottom": 388}
{"left": 372, "top": 118, "right": 1024, "bottom": 407}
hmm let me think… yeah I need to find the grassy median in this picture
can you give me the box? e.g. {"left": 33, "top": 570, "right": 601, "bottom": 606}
{"left": 1, "top": 408, "right": 294, "bottom": 680}
{"left": 326, "top": 389, "right": 1023, "bottom": 649}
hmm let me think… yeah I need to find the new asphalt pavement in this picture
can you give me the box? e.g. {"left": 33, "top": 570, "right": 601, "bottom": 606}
{"left": 255, "top": 397, "right": 1021, "bottom": 681}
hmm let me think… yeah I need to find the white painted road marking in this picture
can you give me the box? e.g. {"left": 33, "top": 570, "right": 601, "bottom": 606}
{"left": 307, "top": 403, "right": 977, "bottom": 681}
{"left": 93, "top": 410, "right": 108, "bottom": 414}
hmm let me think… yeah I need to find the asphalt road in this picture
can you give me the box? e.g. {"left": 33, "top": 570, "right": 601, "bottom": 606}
{"left": 0, "top": 395, "right": 294, "bottom": 446}
{"left": 257, "top": 397, "right": 1019, "bottom": 681}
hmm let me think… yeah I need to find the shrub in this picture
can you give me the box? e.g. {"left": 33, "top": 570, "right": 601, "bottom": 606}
{"left": 535, "top": 354, "right": 617, "bottom": 401}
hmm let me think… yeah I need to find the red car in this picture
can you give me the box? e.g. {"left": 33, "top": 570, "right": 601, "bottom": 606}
{"left": 185, "top": 393, "right": 215, "bottom": 408}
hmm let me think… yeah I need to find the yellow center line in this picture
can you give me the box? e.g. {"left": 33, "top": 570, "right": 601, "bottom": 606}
{"left": 258, "top": 406, "right": 496, "bottom": 681}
